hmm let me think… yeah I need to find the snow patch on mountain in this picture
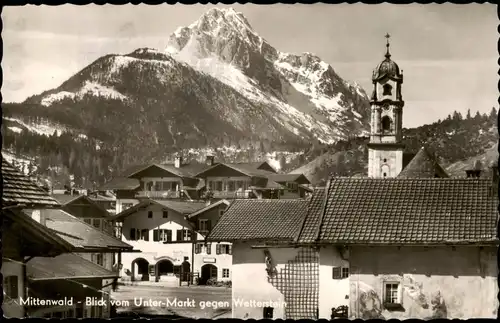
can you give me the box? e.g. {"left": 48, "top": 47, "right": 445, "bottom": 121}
{"left": 4, "top": 117, "right": 67, "bottom": 137}
{"left": 8, "top": 126, "right": 23, "bottom": 134}
{"left": 41, "top": 81, "right": 127, "bottom": 106}
{"left": 2, "top": 151, "right": 37, "bottom": 175}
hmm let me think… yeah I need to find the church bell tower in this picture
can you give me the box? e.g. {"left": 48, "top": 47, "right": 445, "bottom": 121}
{"left": 368, "top": 34, "right": 405, "bottom": 178}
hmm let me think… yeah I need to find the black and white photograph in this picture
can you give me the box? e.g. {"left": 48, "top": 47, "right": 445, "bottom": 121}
{"left": 1, "top": 3, "right": 498, "bottom": 320}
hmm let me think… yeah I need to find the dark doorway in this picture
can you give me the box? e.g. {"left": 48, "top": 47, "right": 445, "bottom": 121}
{"left": 180, "top": 261, "right": 191, "bottom": 282}
{"left": 132, "top": 258, "right": 150, "bottom": 282}
{"left": 157, "top": 260, "right": 174, "bottom": 277}
{"left": 200, "top": 264, "right": 218, "bottom": 285}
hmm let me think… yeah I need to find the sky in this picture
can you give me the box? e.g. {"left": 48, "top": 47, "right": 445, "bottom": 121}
{"left": 3, "top": 4, "right": 497, "bottom": 128}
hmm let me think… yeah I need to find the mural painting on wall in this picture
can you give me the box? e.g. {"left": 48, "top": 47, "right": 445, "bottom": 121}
{"left": 353, "top": 276, "right": 447, "bottom": 319}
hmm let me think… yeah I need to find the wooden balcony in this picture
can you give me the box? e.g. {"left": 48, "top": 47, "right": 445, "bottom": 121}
{"left": 212, "top": 191, "right": 251, "bottom": 199}
{"left": 136, "top": 191, "right": 181, "bottom": 199}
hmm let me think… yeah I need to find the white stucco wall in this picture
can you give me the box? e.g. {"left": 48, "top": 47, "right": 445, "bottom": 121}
{"left": 115, "top": 199, "right": 139, "bottom": 214}
{"left": 232, "top": 242, "right": 299, "bottom": 319}
{"left": 318, "top": 245, "right": 350, "bottom": 319}
{"left": 2, "top": 260, "right": 25, "bottom": 318}
{"left": 119, "top": 205, "right": 232, "bottom": 280}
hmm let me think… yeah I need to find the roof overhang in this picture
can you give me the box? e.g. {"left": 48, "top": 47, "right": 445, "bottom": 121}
{"left": 188, "top": 199, "right": 230, "bottom": 219}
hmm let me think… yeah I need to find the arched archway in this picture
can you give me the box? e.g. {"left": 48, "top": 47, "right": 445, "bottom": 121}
{"left": 200, "top": 264, "right": 218, "bottom": 285}
{"left": 381, "top": 116, "right": 392, "bottom": 134}
{"left": 156, "top": 259, "right": 174, "bottom": 281}
{"left": 131, "top": 258, "right": 150, "bottom": 282}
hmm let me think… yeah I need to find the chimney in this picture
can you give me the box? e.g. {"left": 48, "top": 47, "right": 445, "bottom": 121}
{"left": 206, "top": 155, "right": 215, "bottom": 166}
{"left": 174, "top": 155, "right": 183, "bottom": 168}
{"left": 465, "top": 160, "right": 482, "bottom": 178}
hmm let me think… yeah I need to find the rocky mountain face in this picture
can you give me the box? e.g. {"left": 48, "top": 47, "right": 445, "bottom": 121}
{"left": 16, "top": 8, "right": 369, "bottom": 150}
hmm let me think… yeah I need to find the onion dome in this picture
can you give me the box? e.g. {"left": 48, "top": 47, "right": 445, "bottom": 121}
{"left": 372, "top": 33, "right": 403, "bottom": 82}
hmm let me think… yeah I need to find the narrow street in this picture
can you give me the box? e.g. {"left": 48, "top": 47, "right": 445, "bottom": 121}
{"left": 111, "top": 284, "right": 232, "bottom": 319}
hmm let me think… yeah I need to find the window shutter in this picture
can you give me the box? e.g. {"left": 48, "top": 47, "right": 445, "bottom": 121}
{"left": 143, "top": 230, "right": 149, "bottom": 241}
{"left": 228, "top": 244, "right": 232, "bottom": 255}
{"left": 207, "top": 220, "right": 212, "bottom": 232}
{"left": 167, "top": 230, "right": 172, "bottom": 242}
{"left": 195, "top": 244, "right": 201, "bottom": 254}
{"left": 190, "top": 230, "right": 196, "bottom": 241}
{"left": 206, "top": 243, "right": 211, "bottom": 255}
{"left": 332, "top": 267, "right": 341, "bottom": 279}
{"left": 216, "top": 244, "right": 221, "bottom": 255}
{"left": 130, "top": 229, "right": 135, "bottom": 240}
{"left": 177, "top": 230, "right": 183, "bottom": 241}
{"left": 153, "top": 230, "right": 159, "bottom": 242}
{"left": 195, "top": 220, "right": 200, "bottom": 231}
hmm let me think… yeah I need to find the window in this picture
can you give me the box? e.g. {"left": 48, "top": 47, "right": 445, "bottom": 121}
{"left": 384, "top": 282, "right": 402, "bottom": 306}
{"left": 381, "top": 116, "right": 392, "bottom": 133}
{"left": 3, "top": 276, "right": 18, "bottom": 299}
{"left": 91, "top": 253, "right": 104, "bottom": 266}
{"left": 92, "top": 218, "right": 101, "bottom": 229}
{"left": 222, "top": 268, "right": 230, "bottom": 278}
{"left": 263, "top": 307, "right": 274, "bottom": 319}
{"left": 383, "top": 83, "right": 393, "bottom": 96}
{"left": 129, "top": 228, "right": 136, "bottom": 240}
{"left": 195, "top": 243, "right": 204, "bottom": 254}
{"left": 84, "top": 218, "right": 92, "bottom": 225}
{"left": 219, "top": 209, "right": 225, "bottom": 217}
{"left": 286, "top": 182, "right": 298, "bottom": 191}
{"left": 198, "top": 219, "right": 211, "bottom": 233}
{"left": 148, "top": 211, "right": 153, "bottom": 218}
{"left": 227, "top": 181, "right": 235, "bottom": 192}
{"left": 206, "top": 243, "right": 212, "bottom": 255}
{"left": 176, "top": 229, "right": 192, "bottom": 241}
{"left": 332, "top": 267, "right": 349, "bottom": 279}
{"left": 215, "top": 181, "right": 223, "bottom": 191}
{"left": 163, "top": 211, "right": 168, "bottom": 218}
{"left": 67, "top": 309, "right": 75, "bottom": 318}
{"left": 76, "top": 305, "right": 84, "bottom": 318}
{"left": 216, "top": 244, "right": 232, "bottom": 255}
{"left": 153, "top": 229, "right": 172, "bottom": 242}
{"left": 140, "top": 229, "right": 149, "bottom": 241}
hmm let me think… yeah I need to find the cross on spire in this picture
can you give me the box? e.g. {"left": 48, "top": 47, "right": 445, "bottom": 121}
{"left": 385, "top": 33, "right": 391, "bottom": 59}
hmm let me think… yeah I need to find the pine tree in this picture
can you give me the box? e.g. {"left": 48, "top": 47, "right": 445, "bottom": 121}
{"left": 466, "top": 109, "right": 471, "bottom": 119}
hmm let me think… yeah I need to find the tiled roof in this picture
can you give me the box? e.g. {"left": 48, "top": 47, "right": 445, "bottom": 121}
{"left": 2, "top": 158, "right": 60, "bottom": 207}
{"left": 99, "top": 177, "right": 140, "bottom": 190}
{"left": 33, "top": 209, "right": 133, "bottom": 250}
{"left": 250, "top": 180, "right": 284, "bottom": 190}
{"left": 316, "top": 178, "right": 498, "bottom": 244}
{"left": 268, "top": 173, "right": 311, "bottom": 184}
{"left": 52, "top": 194, "right": 111, "bottom": 217}
{"left": 194, "top": 162, "right": 275, "bottom": 178}
{"left": 3, "top": 210, "right": 74, "bottom": 257}
{"left": 27, "top": 253, "right": 118, "bottom": 280}
{"left": 208, "top": 199, "right": 309, "bottom": 242}
{"left": 113, "top": 199, "right": 207, "bottom": 220}
{"left": 51, "top": 193, "right": 79, "bottom": 205}
{"left": 295, "top": 188, "right": 327, "bottom": 243}
{"left": 398, "top": 147, "right": 449, "bottom": 178}
{"left": 126, "top": 163, "right": 206, "bottom": 179}
{"left": 188, "top": 199, "right": 230, "bottom": 219}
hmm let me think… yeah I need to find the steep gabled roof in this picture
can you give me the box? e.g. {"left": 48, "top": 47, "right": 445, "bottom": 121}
{"left": 194, "top": 162, "right": 276, "bottom": 178}
{"left": 30, "top": 209, "right": 133, "bottom": 251}
{"left": 188, "top": 200, "right": 230, "bottom": 219}
{"left": 126, "top": 163, "right": 206, "bottom": 179}
{"left": 113, "top": 199, "right": 206, "bottom": 220}
{"left": 207, "top": 199, "right": 308, "bottom": 242}
{"left": 27, "top": 253, "right": 119, "bottom": 281}
{"left": 295, "top": 188, "right": 328, "bottom": 243}
{"left": 99, "top": 177, "right": 141, "bottom": 191}
{"left": 268, "top": 173, "right": 311, "bottom": 184}
{"left": 315, "top": 177, "right": 498, "bottom": 245}
{"left": 398, "top": 146, "right": 449, "bottom": 178}
{"left": 2, "top": 158, "right": 60, "bottom": 208}
{"left": 3, "top": 210, "right": 74, "bottom": 257}
{"left": 51, "top": 194, "right": 111, "bottom": 217}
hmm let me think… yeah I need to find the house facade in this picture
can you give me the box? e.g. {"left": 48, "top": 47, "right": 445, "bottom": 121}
{"left": 112, "top": 198, "right": 232, "bottom": 285}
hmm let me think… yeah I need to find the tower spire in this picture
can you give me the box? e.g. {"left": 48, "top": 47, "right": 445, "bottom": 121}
{"left": 385, "top": 33, "right": 391, "bottom": 59}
